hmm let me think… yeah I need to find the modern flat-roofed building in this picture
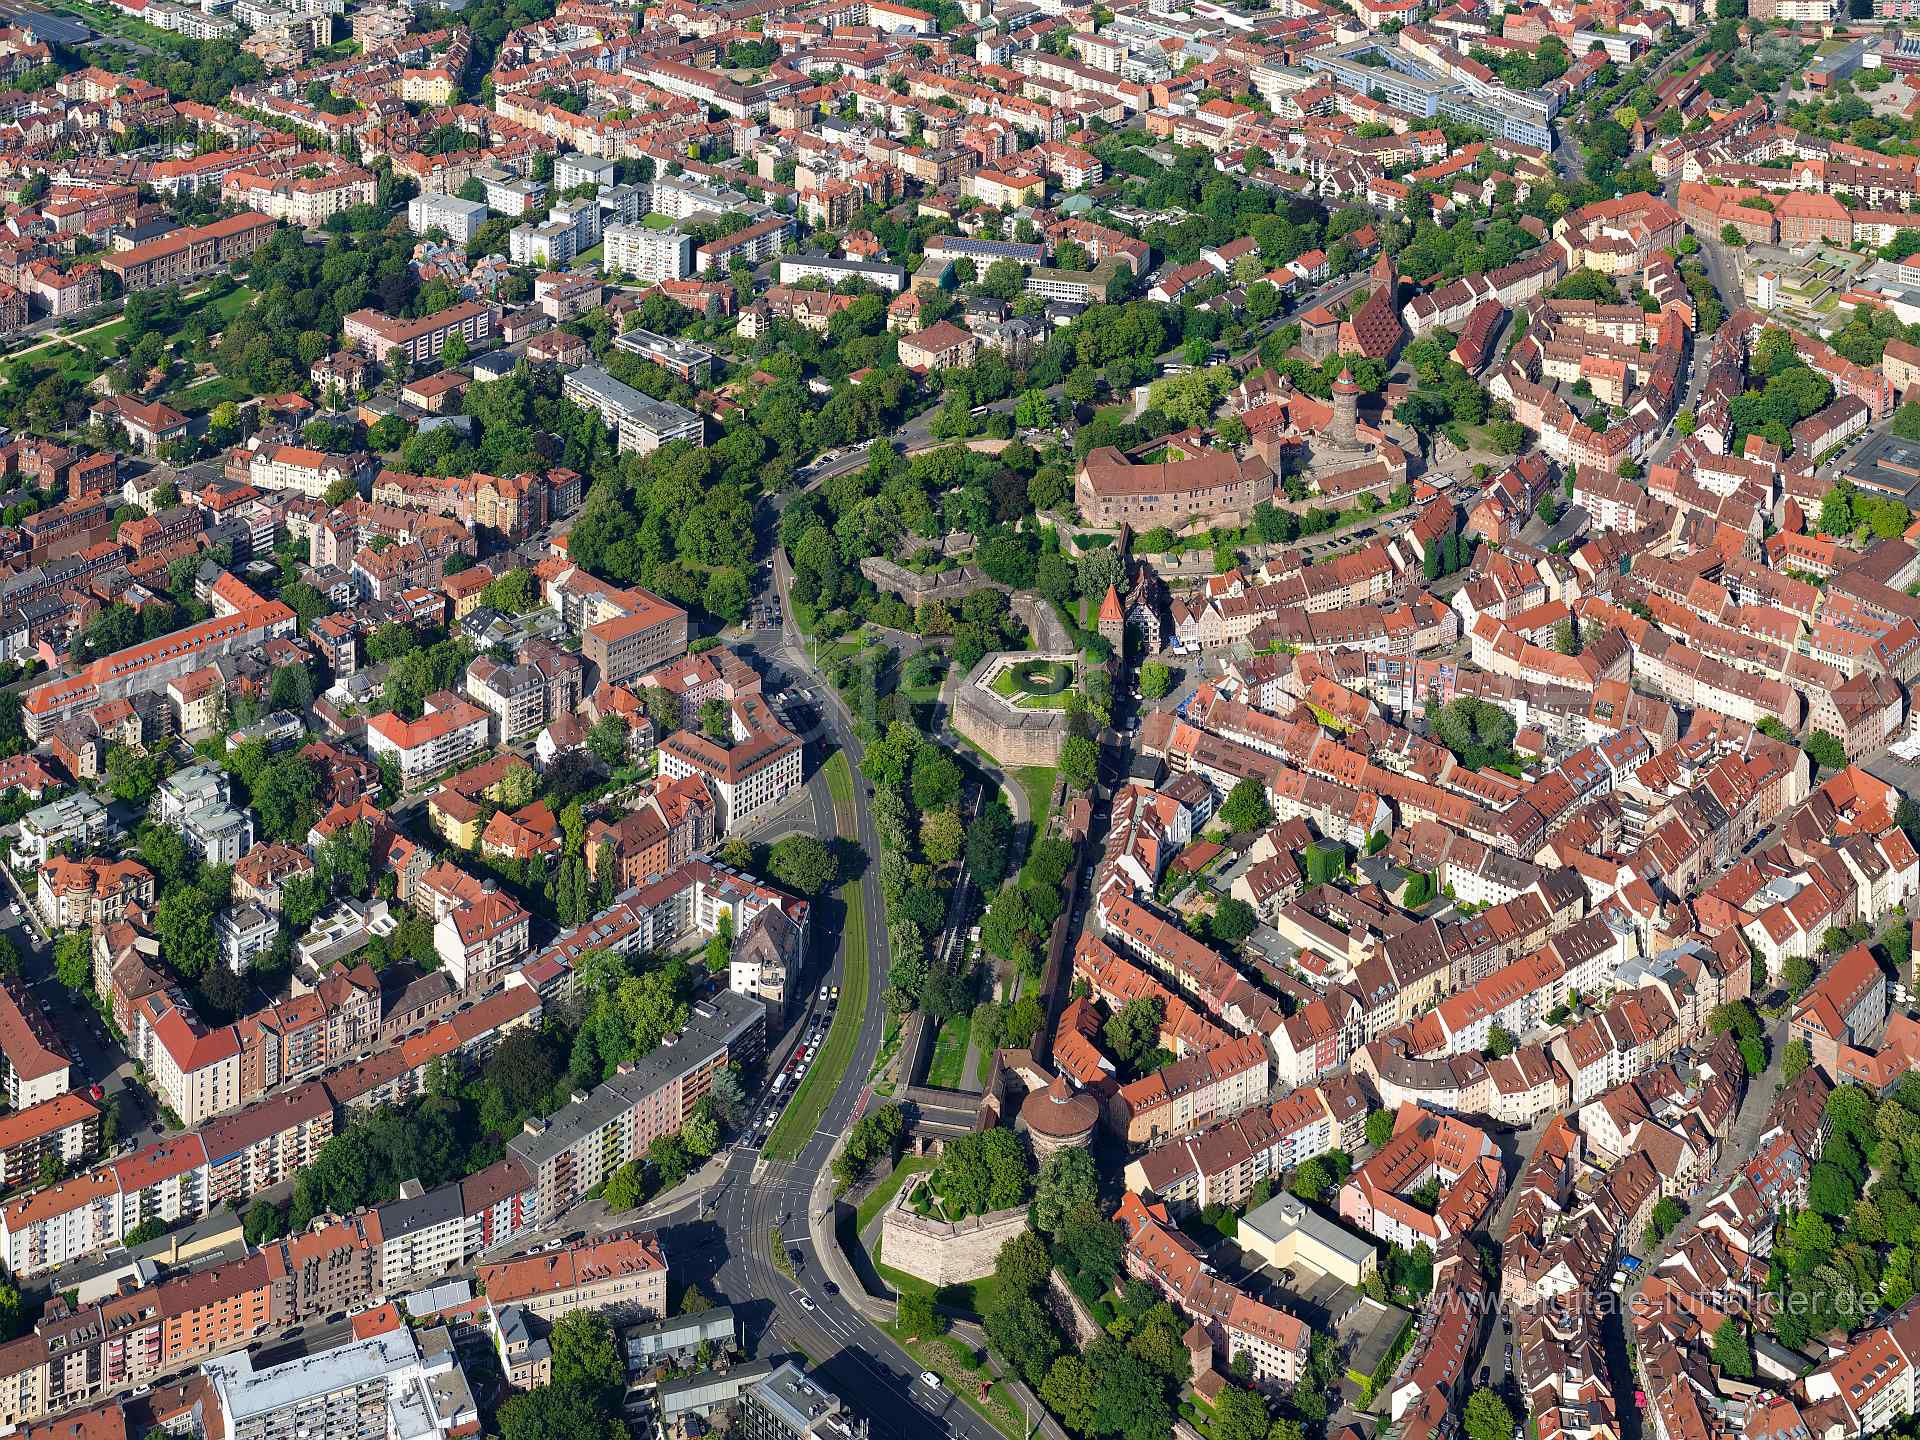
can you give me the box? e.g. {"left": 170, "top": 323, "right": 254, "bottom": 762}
{"left": 1302, "top": 39, "right": 1552, "bottom": 148}
{"left": 775, "top": 255, "right": 908, "bottom": 293}
{"left": 12, "top": 792, "right": 110, "bottom": 867}
{"left": 509, "top": 218, "right": 582, "bottom": 268}
{"left": 1237, "top": 1192, "right": 1379, "bottom": 1286}
{"left": 743, "top": 1363, "right": 868, "bottom": 1440}
{"left": 924, "top": 235, "right": 1045, "bottom": 267}
{"left": 612, "top": 328, "right": 714, "bottom": 385}
{"left": 505, "top": 992, "right": 762, "bottom": 1224}
{"left": 626, "top": 1307, "right": 739, "bottom": 1371}
{"left": 183, "top": 800, "right": 254, "bottom": 867}
{"left": 407, "top": 193, "right": 489, "bottom": 243}
{"left": 481, "top": 171, "right": 546, "bottom": 216}
{"left": 556, "top": 153, "right": 616, "bottom": 190}
{"left": 603, "top": 223, "right": 692, "bottom": 283}
{"left": 204, "top": 1324, "right": 478, "bottom": 1440}
{"left": 562, "top": 365, "right": 704, "bottom": 455}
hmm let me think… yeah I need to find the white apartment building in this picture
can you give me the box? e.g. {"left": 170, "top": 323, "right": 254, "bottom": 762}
{"left": 217, "top": 904, "right": 278, "bottom": 975}
{"left": 183, "top": 802, "right": 255, "bottom": 867}
{"left": 433, "top": 888, "right": 531, "bottom": 992}
{"left": 407, "top": 192, "right": 490, "bottom": 243}
{"left": 556, "top": 153, "right": 616, "bottom": 190}
{"left": 234, "top": 0, "right": 343, "bottom": 22}
{"left": 0, "top": 1169, "right": 123, "bottom": 1276}
{"left": 481, "top": 171, "right": 546, "bottom": 216}
{"left": 374, "top": 1179, "right": 473, "bottom": 1294}
{"left": 136, "top": 991, "right": 241, "bottom": 1127}
{"left": 509, "top": 219, "right": 578, "bottom": 268}
{"left": 0, "top": 1132, "right": 211, "bottom": 1276}
{"left": 603, "top": 223, "right": 692, "bottom": 283}
{"left": 647, "top": 172, "right": 746, "bottom": 221}
{"left": 510, "top": 198, "right": 599, "bottom": 267}
{"left": 155, "top": 763, "right": 229, "bottom": 828}
{"left": 11, "top": 792, "right": 109, "bottom": 866}
{"left": 206, "top": 1325, "right": 478, "bottom": 1440}
{"left": 366, "top": 695, "right": 490, "bottom": 788}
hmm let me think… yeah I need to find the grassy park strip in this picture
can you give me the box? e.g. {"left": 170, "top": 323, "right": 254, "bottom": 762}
{"left": 763, "top": 750, "right": 869, "bottom": 1161}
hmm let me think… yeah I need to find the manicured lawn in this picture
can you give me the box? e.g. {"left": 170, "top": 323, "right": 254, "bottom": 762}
{"left": 58, "top": 0, "right": 179, "bottom": 45}
{"left": 165, "top": 375, "right": 245, "bottom": 414}
{"left": 642, "top": 213, "right": 678, "bottom": 230}
{"left": 989, "top": 662, "right": 1073, "bottom": 710}
{"left": 902, "top": 678, "right": 944, "bottom": 708}
{"left": 855, "top": 1155, "right": 932, "bottom": 1232}
{"left": 2, "top": 344, "right": 102, "bottom": 393}
{"left": 925, "top": 1011, "right": 970, "bottom": 1089}
{"left": 876, "top": 1253, "right": 1000, "bottom": 1320}
{"left": 764, "top": 750, "right": 869, "bottom": 1161}
{"left": 74, "top": 318, "right": 128, "bottom": 358}
{"left": 198, "top": 284, "right": 256, "bottom": 325}
{"left": 76, "top": 284, "right": 254, "bottom": 363}
{"left": 1015, "top": 767, "right": 1055, "bottom": 838}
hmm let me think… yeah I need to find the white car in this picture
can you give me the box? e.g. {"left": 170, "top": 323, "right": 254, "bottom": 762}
{"left": 798, "top": 1295, "right": 815, "bottom": 1312}
{"left": 919, "top": 1372, "right": 942, "bottom": 1389}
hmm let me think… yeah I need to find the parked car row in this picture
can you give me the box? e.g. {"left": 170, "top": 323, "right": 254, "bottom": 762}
{"left": 747, "top": 986, "right": 840, "bottom": 1146}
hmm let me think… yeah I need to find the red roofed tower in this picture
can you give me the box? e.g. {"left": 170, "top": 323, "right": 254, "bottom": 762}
{"left": 1098, "top": 583, "right": 1126, "bottom": 651}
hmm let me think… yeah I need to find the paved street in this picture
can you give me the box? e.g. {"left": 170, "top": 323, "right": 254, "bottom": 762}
{"left": 654, "top": 532, "right": 1013, "bottom": 1440}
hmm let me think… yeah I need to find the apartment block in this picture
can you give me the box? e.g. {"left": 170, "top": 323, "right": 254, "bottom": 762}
{"left": 102, "top": 212, "right": 276, "bottom": 292}
{"left": 506, "top": 992, "right": 762, "bottom": 1224}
